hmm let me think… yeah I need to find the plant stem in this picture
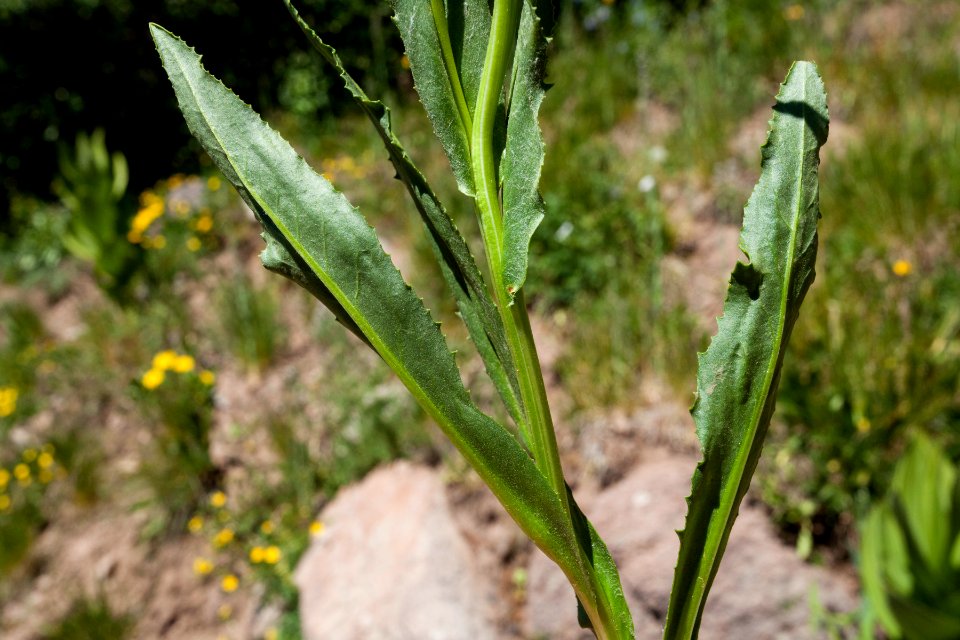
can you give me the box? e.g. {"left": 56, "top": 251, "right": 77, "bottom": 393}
{"left": 471, "top": 0, "right": 566, "bottom": 512}
{"left": 470, "top": 3, "right": 629, "bottom": 638}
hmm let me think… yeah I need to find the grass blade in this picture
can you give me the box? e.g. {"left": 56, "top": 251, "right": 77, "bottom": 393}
{"left": 283, "top": 0, "right": 524, "bottom": 429}
{"left": 663, "top": 61, "right": 829, "bottom": 639}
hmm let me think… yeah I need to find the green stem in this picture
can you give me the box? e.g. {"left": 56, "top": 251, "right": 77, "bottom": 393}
{"left": 430, "top": 0, "right": 473, "bottom": 140}
{"left": 471, "top": 0, "right": 565, "bottom": 514}
{"left": 471, "top": 3, "right": 627, "bottom": 638}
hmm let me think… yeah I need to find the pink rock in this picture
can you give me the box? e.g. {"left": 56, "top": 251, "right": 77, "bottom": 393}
{"left": 295, "top": 461, "right": 498, "bottom": 640}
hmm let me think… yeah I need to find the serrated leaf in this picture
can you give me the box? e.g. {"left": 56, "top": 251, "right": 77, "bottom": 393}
{"left": 501, "top": 0, "right": 548, "bottom": 297}
{"left": 284, "top": 0, "right": 523, "bottom": 429}
{"left": 391, "top": 0, "right": 486, "bottom": 196}
{"left": 150, "top": 24, "right": 605, "bottom": 607}
{"left": 663, "top": 61, "right": 829, "bottom": 640}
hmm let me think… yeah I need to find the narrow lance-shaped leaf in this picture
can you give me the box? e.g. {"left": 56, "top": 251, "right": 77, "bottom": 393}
{"left": 444, "top": 0, "right": 491, "bottom": 114}
{"left": 664, "top": 61, "right": 829, "bottom": 639}
{"left": 283, "top": 0, "right": 524, "bottom": 430}
{"left": 501, "top": 0, "right": 548, "bottom": 298}
{"left": 150, "top": 25, "right": 613, "bottom": 614}
{"left": 391, "top": 0, "right": 488, "bottom": 196}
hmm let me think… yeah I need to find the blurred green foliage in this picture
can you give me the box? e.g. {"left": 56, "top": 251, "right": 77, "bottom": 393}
{"left": 0, "top": 198, "right": 71, "bottom": 294}
{"left": 134, "top": 348, "right": 219, "bottom": 536}
{"left": 40, "top": 594, "right": 134, "bottom": 640}
{"left": 0, "top": 0, "right": 401, "bottom": 222}
{"left": 53, "top": 129, "right": 138, "bottom": 298}
{"left": 859, "top": 435, "right": 960, "bottom": 639}
{"left": 217, "top": 274, "right": 286, "bottom": 371}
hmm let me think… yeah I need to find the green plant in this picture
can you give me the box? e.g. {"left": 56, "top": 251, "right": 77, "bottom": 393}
{"left": 134, "top": 349, "right": 219, "bottom": 535}
{"left": 859, "top": 434, "right": 960, "bottom": 639}
{"left": 52, "top": 129, "right": 139, "bottom": 298}
{"left": 150, "top": 1, "right": 828, "bottom": 636}
{"left": 0, "top": 196, "right": 71, "bottom": 294}
{"left": 0, "top": 442, "right": 65, "bottom": 574}
{"left": 41, "top": 594, "right": 134, "bottom": 640}
{"left": 217, "top": 273, "right": 286, "bottom": 370}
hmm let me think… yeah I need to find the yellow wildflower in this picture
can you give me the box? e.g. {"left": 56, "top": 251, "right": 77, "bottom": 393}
{"left": 260, "top": 520, "right": 274, "bottom": 535}
{"left": 221, "top": 574, "right": 239, "bottom": 593}
{"left": 187, "top": 515, "right": 204, "bottom": 533}
{"left": 217, "top": 604, "right": 233, "bottom": 621}
{"left": 173, "top": 200, "right": 190, "bottom": 216}
{"left": 38, "top": 469, "right": 53, "bottom": 484}
{"left": 142, "top": 368, "right": 165, "bottom": 390}
{"left": 140, "top": 190, "right": 163, "bottom": 208}
{"left": 167, "top": 174, "right": 185, "bottom": 189}
{"left": 264, "top": 628, "right": 278, "bottom": 640}
{"left": 263, "top": 546, "right": 282, "bottom": 565}
{"left": 199, "top": 370, "right": 216, "bottom": 386}
{"left": 193, "top": 557, "right": 214, "bottom": 576}
{"left": 892, "top": 259, "right": 912, "bottom": 277}
{"left": 0, "top": 387, "right": 18, "bottom": 417}
{"left": 130, "top": 201, "right": 164, "bottom": 235}
{"left": 0, "top": 469, "right": 9, "bottom": 488}
{"left": 207, "top": 176, "right": 221, "bottom": 191}
{"left": 195, "top": 215, "right": 213, "bottom": 233}
{"left": 152, "top": 350, "right": 178, "bottom": 371}
{"left": 826, "top": 459, "right": 841, "bottom": 474}
{"left": 13, "top": 464, "right": 30, "bottom": 481}
{"left": 855, "top": 417, "right": 871, "bottom": 434}
{"left": 186, "top": 237, "right": 202, "bottom": 252}
{"left": 172, "top": 354, "right": 195, "bottom": 373}
{"left": 37, "top": 452, "right": 54, "bottom": 469}
{"left": 400, "top": 54, "right": 410, "bottom": 70}
{"left": 309, "top": 520, "right": 325, "bottom": 537}
{"left": 209, "top": 490, "right": 227, "bottom": 508}
{"left": 22, "top": 448, "right": 37, "bottom": 463}
{"left": 0, "top": 495, "right": 10, "bottom": 511}
{"left": 213, "top": 528, "right": 235, "bottom": 548}
{"left": 784, "top": 4, "right": 804, "bottom": 20}
{"left": 153, "top": 235, "right": 167, "bottom": 249}
{"left": 249, "top": 546, "right": 265, "bottom": 564}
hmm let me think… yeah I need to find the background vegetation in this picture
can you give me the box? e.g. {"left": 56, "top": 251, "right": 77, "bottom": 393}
{"left": 1, "top": 0, "right": 957, "bottom": 638}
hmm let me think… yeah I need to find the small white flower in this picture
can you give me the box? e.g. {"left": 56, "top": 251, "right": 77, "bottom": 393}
{"left": 554, "top": 221, "right": 574, "bottom": 242}
{"left": 638, "top": 175, "right": 656, "bottom": 193}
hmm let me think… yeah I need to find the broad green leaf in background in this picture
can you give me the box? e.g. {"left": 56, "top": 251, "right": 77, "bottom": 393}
{"left": 149, "top": 24, "right": 625, "bottom": 631}
{"left": 284, "top": 0, "right": 524, "bottom": 430}
{"left": 391, "top": 0, "right": 489, "bottom": 196}
{"left": 860, "top": 436, "right": 960, "bottom": 640}
{"left": 501, "top": 0, "right": 548, "bottom": 298}
{"left": 663, "top": 61, "right": 829, "bottom": 640}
